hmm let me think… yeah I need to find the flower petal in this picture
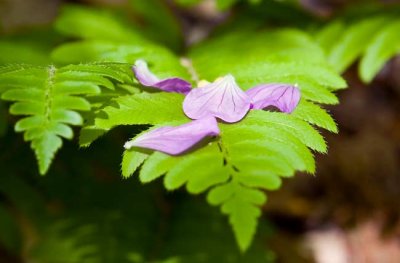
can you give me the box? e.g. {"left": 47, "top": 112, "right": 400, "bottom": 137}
{"left": 153, "top": 78, "right": 192, "bottom": 94}
{"left": 246, "top": 84, "right": 301, "bottom": 113}
{"left": 183, "top": 75, "right": 251, "bottom": 123}
{"left": 124, "top": 117, "right": 220, "bottom": 155}
{"left": 132, "top": 59, "right": 160, "bottom": 86}
{"left": 133, "top": 60, "right": 191, "bottom": 94}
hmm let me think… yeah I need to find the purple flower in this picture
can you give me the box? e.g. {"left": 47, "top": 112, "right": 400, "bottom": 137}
{"left": 246, "top": 84, "right": 300, "bottom": 113}
{"left": 126, "top": 68, "right": 301, "bottom": 156}
{"left": 183, "top": 75, "right": 300, "bottom": 122}
{"left": 133, "top": 60, "right": 192, "bottom": 94}
{"left": 124, "top": 117, "right": 220, "bottom": 155}
{"left": 183, "top": 75, "right": 251, "bottom": 123}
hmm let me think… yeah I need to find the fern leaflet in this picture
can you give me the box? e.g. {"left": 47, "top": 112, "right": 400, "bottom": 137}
{"left": 0, "top": 63, "right": 133, "bottom": 174}
{"left": 316, "top": 13, "right": 400, "bottom": 82}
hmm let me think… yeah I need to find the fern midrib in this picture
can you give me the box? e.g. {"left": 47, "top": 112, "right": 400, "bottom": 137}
{"left": 218, "top": 138, "right": 240, "bottom": 185}
{"left": 44, "top": 65, "right": 56, "bottom": 127}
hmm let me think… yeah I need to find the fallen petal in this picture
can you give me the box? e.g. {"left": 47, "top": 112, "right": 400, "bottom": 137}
{"left": 133, "top": 60, "right": 191, "bottom": 94}
{"left": 124, "top": 117, "right": 220, "bottom": 155}
{"left": 246, "top": 84, "right": 301, "bottom": 113}
{"left": 183, "top": 75, "right": 251, "bottom": 123}
{"left": 153, "top": 78, "right": 192, "bottom": 94}
{"left": 132, "top": 59, "right": 160, "bottom": 86}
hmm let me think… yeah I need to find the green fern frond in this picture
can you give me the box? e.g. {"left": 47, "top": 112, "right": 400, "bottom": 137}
{"left": 163, "top": 144, "right": 228, "bottom": 193}
{"left": 114, "top": 28, "right": 344, "bottom": 251}
{"left": 222, "top": 124, "right": 315, "bottom": 173}
{"left": 80, "top": 88, "right": 193, "bottom": 147}
{"left": 123, "top": 138, "right": 266, "bottom": 251}
{"left": 316, "top": 14, "right": 400, "bottom": 82}
{"left": 122, "top": 109, "right": 327, "bottom": 250}
{"left": 55, "top": 4, "right": 148, "bottom": 44}
{"left": 139, "top": 151, "right": 180, "bottom": 183}
{"left": 323, "top": 16, "right": 388, "bottom": 73}
{"left": 122, "top": 150, "right": 149, "bottom": 179}
{"left": 220, "top": 185, "right": 265, "bottom": 252}
{"left": 0, "top": 63, "right": 133, "bottom": 174}
{"left": 292, "top": 100, "right": 338, "bottom": 133}
{"left": 51, "top": 5, "right": 189, "bottom": 80}
{"left": 360, "top": 20, "right": 400, "bottom": 82}
{"left": 51, "top": 41, "right": 187, "bottom": 78}
{"left": 94, "top": 93, "right": 188, "bottom": 130}
{"left": 189, "top": 29, "right": 345, "bottom": 109}
{"left": 244, "top": 111, "right": 327, "bottom": 153}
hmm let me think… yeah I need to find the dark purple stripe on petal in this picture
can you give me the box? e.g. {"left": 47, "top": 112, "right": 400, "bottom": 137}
{"left": 133, "top": 59, "right": 192, "bottom": 94}
{"left": 183, "top": 75, "right": 251, "bottom": 123}
{"left": 246, "top": 84, "right": 301, "bottom": 113}
{"left": 154, "top": 78, "right": 192, "bottom": 94}
{"left": 124, "top": 117, "right": 220, "bottom": 155}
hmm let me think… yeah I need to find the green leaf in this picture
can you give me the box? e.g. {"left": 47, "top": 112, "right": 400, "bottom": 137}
{"left": 0, "top": 28, "right": 58, "bottom": 65}
{"left": 189, "top": 29, "right": 346, "bottom": 89}
{"left": 163, "top": 144, "right": 229, "bottom": 193}
{"left": 315, "top": 20, "right": 345, "bottom": 56}
{"left": 184, "top": 26, "right": 346, "bottom": 248}
{"left": 237, "top": 172, "right": 282, "bottom": 191}
{"left": 244, "top": 111, "right": 327, "bottom": 153}
{"left": 122, "top": 150, "right": 149, "bottom": 179}
{"left": 94, "top": 93, "right": 188, "bottom": 130}
{"left": 221, "top": 124, "right": 316, "bottom": 173}
{"left": 0, "top": 63, "right": 133, "bottom": 174}
{"left": 55, "top": 4, "right": 145, "bottom": 43}
{"left": 360, "top": 21, "right": 400, "bottom": 83}
{"left": 130, "top": 102, "right": 327, "bottom": 250}
{"left": 234, "top": 62, "right": 346, "bottom": 90}
{"left": 207, "top": 183, "right": 235, "bottom": 206}
{"left": 78, "top": 127, "right": 107, "bottom": 148}
{"left": 31, "top": 133, "right": 63, "bottom": 175}
{"left": 326, "top": 16, "right": 388, "bottom": 72}
{"left": 279, "top": 78, "right": 340, "bottom": 105}
{"left": 220, "top": 184, "right": 265, "bottom": 252}
{"left": 292, "top": 100, "right": 338, "bottom": 133}
{"left": 227, "top": 140, "right": 311, "bottom": 174}
{"left": 139, "top": 152, "right": 180, "bottom": 183}
{"left": 52, "top": 5, "right": 188, "bottom": 78}
{"left": 188, "top": 26, "right": 346, "bottom": 132}
{"left": 317, "top": 14, "right": 400, "bottom": 82}
{"left": 232, "top": 156, "right": 294, "bottom": 177}
{"left": 128, "top": 0, "right": 183, "bottom": 50}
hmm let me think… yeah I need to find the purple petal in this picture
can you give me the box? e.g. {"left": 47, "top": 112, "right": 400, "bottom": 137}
{"left": 246, "top": 84, "right": 301, "bottom": 113}
{"left": 154, "top": 78, "right": 192, "bottom": 94}
{"left": 133, "top": 60, "right": 191, "bottom": 94}
{"left": 132, "top": 59, "right": 160, "bottom": 86}
{"left": 183, "top": 75, "right": 251, "bottom": 123}
{"left": 124, "top": 117, "right": 220, "bottom": 155}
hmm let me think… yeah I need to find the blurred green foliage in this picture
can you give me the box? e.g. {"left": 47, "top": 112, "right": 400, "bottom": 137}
{"left": 0, "top": 128, "right": 276, "bottom": 262}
